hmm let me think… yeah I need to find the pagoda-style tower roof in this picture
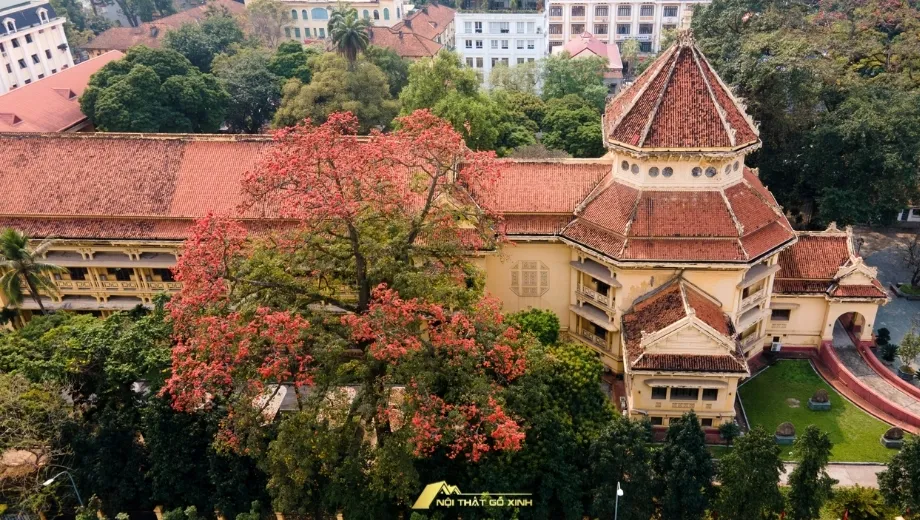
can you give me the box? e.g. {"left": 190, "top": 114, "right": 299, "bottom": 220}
{"left": 604, "top": 32, "right": 760, "bottom": 154}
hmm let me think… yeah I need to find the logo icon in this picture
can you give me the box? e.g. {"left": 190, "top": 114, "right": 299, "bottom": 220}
{"left": 411, "top": 481, "right": 532, "bottom": 510}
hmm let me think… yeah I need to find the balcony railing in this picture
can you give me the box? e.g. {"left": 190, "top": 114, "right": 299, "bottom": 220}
{"left": 741, "top": 334, "right": 765, "bottom": 352}
{"left": 30, "top": 278, "right": 181, "bottom": 294}
{"left": 576, "top": 328, "right": 608, "bottom": 350}
{"left": 737, "top": 306, "right": 768, "bottom": 332}
{"left": 576, "top": 284, "right": 614, "bottom": 309}
{"left": 739, "top": 287, "right": 765, "bottom": 312}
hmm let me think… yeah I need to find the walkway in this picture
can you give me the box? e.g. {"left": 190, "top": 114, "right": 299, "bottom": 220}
{"left": 781, "top": 463, "right": 885, "bottom": 488}
{"left": 833, "top": 322, "right": 920, "bottom": 416}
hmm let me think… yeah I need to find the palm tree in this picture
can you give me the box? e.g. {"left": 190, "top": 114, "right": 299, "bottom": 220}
{"left": 0, "top": 229, "right": 66, "bottom": 315}
{"left": 328, "top": 6, "right": 370, "bottom": 67}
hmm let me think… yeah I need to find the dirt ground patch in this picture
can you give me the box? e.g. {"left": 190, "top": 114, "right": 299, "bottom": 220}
{"left": 786, "top": 398, "right": 801, "bottom": 408}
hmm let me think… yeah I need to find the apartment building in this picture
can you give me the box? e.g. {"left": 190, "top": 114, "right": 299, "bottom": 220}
{"left": 547, "top": 0, "right": 705, "bottom": 56}
{"left": 455, "top": 4, "right": 547, "bottom": 87}
{"left": 0, "top": 0, "right": 73, "bottom": 94}
{"left": 272, "top": 0, "right": 408, "bottom": 41}
{"left": 0, "top": 35, "right": 888, "bottom": 429}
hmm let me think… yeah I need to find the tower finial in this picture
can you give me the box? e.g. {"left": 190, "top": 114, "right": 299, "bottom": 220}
{"left": 675, "top": 29, "right": 695, "bottom": 47}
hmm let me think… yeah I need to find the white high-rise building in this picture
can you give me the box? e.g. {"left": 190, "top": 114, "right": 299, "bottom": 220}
{"left": 546, "top": 0, "right": 706, "bottom": 57}
{"left": 455, "top": 2, "right": 547, "bottom": 87}
{"left": 0, "top": 0, "right": 73, "bottom": 94}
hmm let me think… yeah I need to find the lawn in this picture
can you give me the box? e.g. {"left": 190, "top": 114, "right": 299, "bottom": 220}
{"left": 739, "top": 360, "right": 895, "bottom": 463}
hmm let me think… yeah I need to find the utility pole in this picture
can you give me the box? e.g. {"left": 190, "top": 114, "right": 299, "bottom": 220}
{"left": 614, "top": 481, "right": 623, "bottom": 520}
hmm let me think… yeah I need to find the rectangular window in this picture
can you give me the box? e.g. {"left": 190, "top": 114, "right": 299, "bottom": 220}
{"left": 475, "top": 21, "right": 483, "bottom": 33}
{"left": 549, "top": 41, "right": 562, "bottom": 51}
{"left": 595, "top": 23, "right": 608, "bottom": 34}
{"left": 113, "top": 268, "right": 132, "bottom": 282}
{"left": 670, "top": 388, "right": 699, "bottom": 401}
{"left": 639, "top": 23, "right": 653, "bottom": 34}
{"left": 11, "top": 38, "right": 19, "bottom": 48}
{"left": 69, "top": 267, "right": 87, "bottom": 281}
{"left": 702, "top": 389, "right": 719, "bottom": 401}
{"left": 549, "top": 5, "right": 562, "bottom": 16}
{"left": 549, "top": 24, "right": 562, "bottom": 34}
{"left": 464, "top": 21, "right": 472, "bottom": 33}
{"left": 0, "top": 42, "right": 4, "bottom": 52}
{"left": 491, "top": 57, "right": 499, "bottom": 67}
{"left": 5, "top": 64, "right": 10, "bottom": 73}
{"left": 640, "top": 4, "right": 654, "bottom": 16}
{"left": 466, "top": 57, "right": 474, "bottom": 66}
{"left": 153, "top": 268, "right": 175, "bottom": 282}
{"left": 25, "top": 34, "right": 32, "bottom": 43}
{"left": 466, "top": 39, "right": 473, "bottom": 48}
{"left": 701, "top": 418, "right": 714, "bottom": 428}
{"left": 617, "top": 5, "right": 631, "bottom": 16}
{"left": 771, "top": 309, "right": 791, "bottom": 321}
{"left": 51, "top": 68, "right": 56, "bottom": 73}
{"left": 501, "top": 57, "right": 509, "bottom": 65}
{"left": 528, "top": 57, "right": 535, "bottom": 62}
{"left": 305, "top": 28, "right": 311, "bottom": 37}
{"left": 284, "top": 27, "right": 291, "bottom": 37}
{"left": 650, "top": 416, "right": 664, "bottom": 426}
{"left": 663, "top": 23, "right": 677, "bottom": 31}
{"left": 476, "top": 57, "right": 483, "bottom": 68}
{"left": 500, "top": 22, "right": 510, "bottom": 33}
{"left": 571, "top": 23, "right": 585, "bottom": 33}
{"left": 44, "top": 49, "right": 51, "bottom": 59}
{"left": 571, "top": 5, "right": 585, "bottom": 16}
{"left": 17, "top": 59, "right": 25, "bottom": 69}
{"left": 24, "top": 78, "right": 30, "bottom": 84}
{"left": 294, "top": 27, "right": 301, "bottom": 38}
{"left": 491, "top": 39, "right": 498, "bottom": 49}
{"left": 517, "top": 57, "right": 525, "bottom": 64}
{"left": 31, "top": 54, "right": 39, "bottom": 64}
{"left": 663, "top": 5, "right": 678, "bottom": 16}
{"left": 475, "top": 40, "right": 483, "bottom": 48}
{"left": 595, "top": 5, "right": 608, "bottom": 16}
{"left": 318, "top": 28, "right": 325, "bottom": 37}
{"left": 517, "top": 21, "right": 525, "bottom": 33}
{"left": 37, "top": 73, "right": 43, "bottom": 78}
{"left": 617, "top": 23, "right": 630, "bottom": 34}
{"left": 527, "top": 22, "right": 535, "bottom": 33}
{"left": 651, "top": 387, "right": 668, "bottom": 400}
{"left": 527, "top": 39, "right": 534, "bottom": 49}
{"left": 501, "top": 39, "right": 509, "bottom": 49}
{"left": 517, "top": 39, "right": 524, "bottom": 49}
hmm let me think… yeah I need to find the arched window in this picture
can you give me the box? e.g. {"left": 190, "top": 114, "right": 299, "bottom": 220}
{"left": 363, "top": 9, "right": 369, "bottom": 19}
{"left": 290, "top": 9, "right": 297, "bottom": 20}
{"left": 396, "top": 8, "right": 401, "bottom": 18}
{"left": 37, "top": 9, "right": 48, "bottom": 23}
{"left": 373, "top": 9, "right": 379, "bottom": 19}
{"left": 301, "top": 9, "right": 308, "bottom": 19}
{"left": 383, "top": 8, "right": 389, "bottom": 19}
{"left": 4, "top": 19, "right": 15, "bottom": 32}
{"left": 311, "top": 7, "right": 329, "bottom": 20}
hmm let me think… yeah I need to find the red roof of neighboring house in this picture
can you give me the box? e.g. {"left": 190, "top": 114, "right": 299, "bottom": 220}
{"left": 621, "top": 279, "right": 747, "bottom": 373}
{"left": 603, "top": 33, "right": 759, "bottom": 152}
{"left": 399, "top": 3, "right": 454, "bottom": 42}
{"left": 560, "top": 167, "right": 795, "bottom": 262}
{"left": 367, "top": 26, "right": 442, "bottom": 58}
{"left": 81, "top": 0, "right": 246, "bottom": 52}
{"left": 0, "top": 51, "right": 124, "bottom": 132}
{"left": 553, "top": 32, "right": 623, "bottom": 78}
{"left": 774, "top": 231, "right": 887, "bottom": 299}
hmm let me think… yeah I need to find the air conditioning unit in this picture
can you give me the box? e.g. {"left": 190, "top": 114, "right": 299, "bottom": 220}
{"left": 771, "top": 341, "right": 782, "bottom": 352}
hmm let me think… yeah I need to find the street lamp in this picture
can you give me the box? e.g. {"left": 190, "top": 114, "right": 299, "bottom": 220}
{"left": 43, "top": 470, "right": 84, "bottom": 507}
{"left": 614, "top": 481, "right": 623, "bottom": 520}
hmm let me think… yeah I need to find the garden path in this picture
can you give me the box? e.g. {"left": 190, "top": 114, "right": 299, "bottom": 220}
{"left": 833, "top": 322, "right": 920, "bottom": 416}
{"left": 780, "top": 463, "right": 885, "bottom": 488}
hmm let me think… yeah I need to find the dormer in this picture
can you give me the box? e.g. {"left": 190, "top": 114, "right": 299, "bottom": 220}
{"left": 3, "top": 18, "right": 16, "bottom": 33}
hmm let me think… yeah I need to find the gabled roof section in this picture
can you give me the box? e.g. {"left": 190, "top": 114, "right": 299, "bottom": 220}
{"left": 774, "top": 225, "right": 888, "bottom": 300}
{"left": 603, "top": 31, "right": 759, "bottom": 152}
{"left": 560, "top": 167, "right": 795, "bottom": 263}
{"left": 621, "top": 278, "right": 747, "bottom": 373}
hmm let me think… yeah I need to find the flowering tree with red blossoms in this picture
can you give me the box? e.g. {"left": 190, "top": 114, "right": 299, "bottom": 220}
{"left": 164, "top": 110, "right": 539, "bottom": 514}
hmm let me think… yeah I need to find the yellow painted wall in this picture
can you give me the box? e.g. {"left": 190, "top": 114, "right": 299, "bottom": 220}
{"left": 767, "top": 296, "right": 827, "bottom": 347}
{"left": 627, "top": 372, "right": 740, "bottom": 425}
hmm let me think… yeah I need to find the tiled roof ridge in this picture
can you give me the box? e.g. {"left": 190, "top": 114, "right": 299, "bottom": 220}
{"left": 561, "top": 217, "right": 628, "bottom": 255}
{"left": 738, "top": 175, "right": 789, "bottom": 228}
{"left": 718, "top": 184, "right": 747, "bottom": 253}
{"left": 690, "top": 46, "right": 736, "bottom": 148}
{"left": 604, "top": 44, "right": 677, "bottom": 137}
{"left": 636, "top": 46, "right": 682, "bottom": 148}
{"left": 695, "top": 48, "right": 760, "bottom": 146}
{"left": 0, "top": 132, "right": 276, "bottom": 142}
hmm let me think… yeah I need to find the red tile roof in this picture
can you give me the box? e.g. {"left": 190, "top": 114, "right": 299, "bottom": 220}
{"left": 368, "top": 26, "right": 442, "bottom": 58}
{"left": 0, "top": 51, "right": 124, "bottom": 132}
{"left": 475, "top": 161, "right": 609, "bottom": 214}
{"left": 562, "top": 171, "right": 795, "bottom": 262}
{"left": 603, "top": 34, "right": 759, "bottom": 152}
{"left": 774, "top": 232, "right": 886, "bottom": 299}
{"left": 399, "top": 4, "right": 454, "bottom": 42}
{"left": 500, "top": 215, "right": 571, "bottom": 235}
{"left": 81, "top": 0, "right": 246, "bottom": 52}
{"left": 622, "top": 279, "right": 747, "bottom": 373}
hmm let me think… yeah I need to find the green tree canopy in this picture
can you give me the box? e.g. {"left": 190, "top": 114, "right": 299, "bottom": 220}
{"left": 879, "top": 434, "right": 920, "bottom": 515}
{"left": 589, "top": 418, "right": 654, "bottom": 520}
{"left": 788, "top": 425, "right": 836, "bottom": 520}
{"left": 163, "top": 12, "right": 246, "bottom": 72}
{"left": 0, "top": 229, "right": 66, "bottom": 315}
{"left": 489, "top": 61, "right": 540, "bottom": 94}
{"left": 328, "top": 6, "right": 370, "bottom": 65}
{"left": 364, "top": 45, "right": 411, "bottom": 97}
{"left": 272, "top": 53, "right": 398, "bottom": 132}
{"left": 654, "top": 411, "right": 714, "bottom": 520}
{"left": 715, "top": 425, "right": 785, "bottom": 519}
{"left": 80, "top": 47, "right": 229, "bottom": 133}
{"left": 212, "top": 48, "right": 282, "bottom": 133}
{"left": 541, "top": 94, "right": 605, "bottom": 158}
{"left": 268, "top": 41, "right": 320, "bottom": 84}
{"left": 506, "top": 308, "right": 560, "bottom": 346}
{"left": 399, "top": 50, "right": 479, "bottom": 114}
{"left": 541, "top": 52, "right": 608, "bottom": 111}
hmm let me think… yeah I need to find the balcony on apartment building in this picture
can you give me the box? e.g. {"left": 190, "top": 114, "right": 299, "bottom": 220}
{"left": 459, "top": 0, "right": 543, "bottom": 12}
{"left": 569, "top": 257, "right": 620, "bottom": 352}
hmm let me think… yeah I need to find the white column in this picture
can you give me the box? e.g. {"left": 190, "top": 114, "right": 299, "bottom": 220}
{"left": 0, "top": 64, "right": 9, "bottom": 93}
{"left": 57, "top": 22, "right": 73, "bottom": 66}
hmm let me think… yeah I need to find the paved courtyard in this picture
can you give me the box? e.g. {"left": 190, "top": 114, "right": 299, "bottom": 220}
{"left": 781, "top": 463, "right": 886, "bottom": 488}
{"left": 855, "top": 227, "right": 920, "bottom": 345}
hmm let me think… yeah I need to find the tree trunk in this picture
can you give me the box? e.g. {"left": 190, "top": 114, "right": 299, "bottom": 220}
{"left": 23, "top": 274, "right": 46, "bottom": 315}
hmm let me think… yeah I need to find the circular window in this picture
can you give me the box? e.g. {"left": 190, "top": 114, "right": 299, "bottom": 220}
{"left": 662, "top": 167, "right": 673, "bottom": 178}
{"left": 691, "top": 167, "right": 702, "bottom": 177}
{"left": 621, "top": 160, "right": 629, "bottom": 170}
{"left": 649, "top": 167, "right": 659, "bottom": 177}
{"left": 734, "top": 161, "right": 740, "bottom": 172}
{"left": 631, "top": 163, "right": 640, "bottom": 174}
{"left": 705, "top": 167, "right": 717, "bottom": 178}
{"left": 724, "top": 164, "right": 732, "bottom": 174}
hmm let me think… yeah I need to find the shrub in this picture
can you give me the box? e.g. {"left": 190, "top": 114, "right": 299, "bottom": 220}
{"left": 876, "top": 327, "right": 891, "bottom": 346}
{"left": 776, "top": 422, "right": 795, "bottom": 437}
{"left": 883, "top": 427, "right": 904, "bottom": 441}
{"left": 811, "top": 389, "right": 829, "bottom": 403}
{"left": 826, "top": 486, "right": 897, "bottom": 520}
{"left": 881, "top": 343, "right": 898, "bottom": 362}
{"left": 507, "top": 308, "right": 560, "bottom": 346}
{"left": 719, "top": 421, "right": 740, "bottom": 446}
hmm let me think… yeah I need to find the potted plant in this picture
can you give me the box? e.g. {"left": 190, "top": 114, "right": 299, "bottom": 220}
{"left": 807, "top": 388, "right": 831, "bottom": 411}
{"left": 876, "top": 327, "right": 891, "bottom": 347}
{"left": 880, "top": 427, "right": 905, "bottom": 449}
{"left": 897, "top": 329, "right": 920, "bottom": 381}
{"left": 774, "top": 422, "right": 795, "bottom": 445}
{"left": 882, "top": 343, "right": 899, "bottom": 362}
